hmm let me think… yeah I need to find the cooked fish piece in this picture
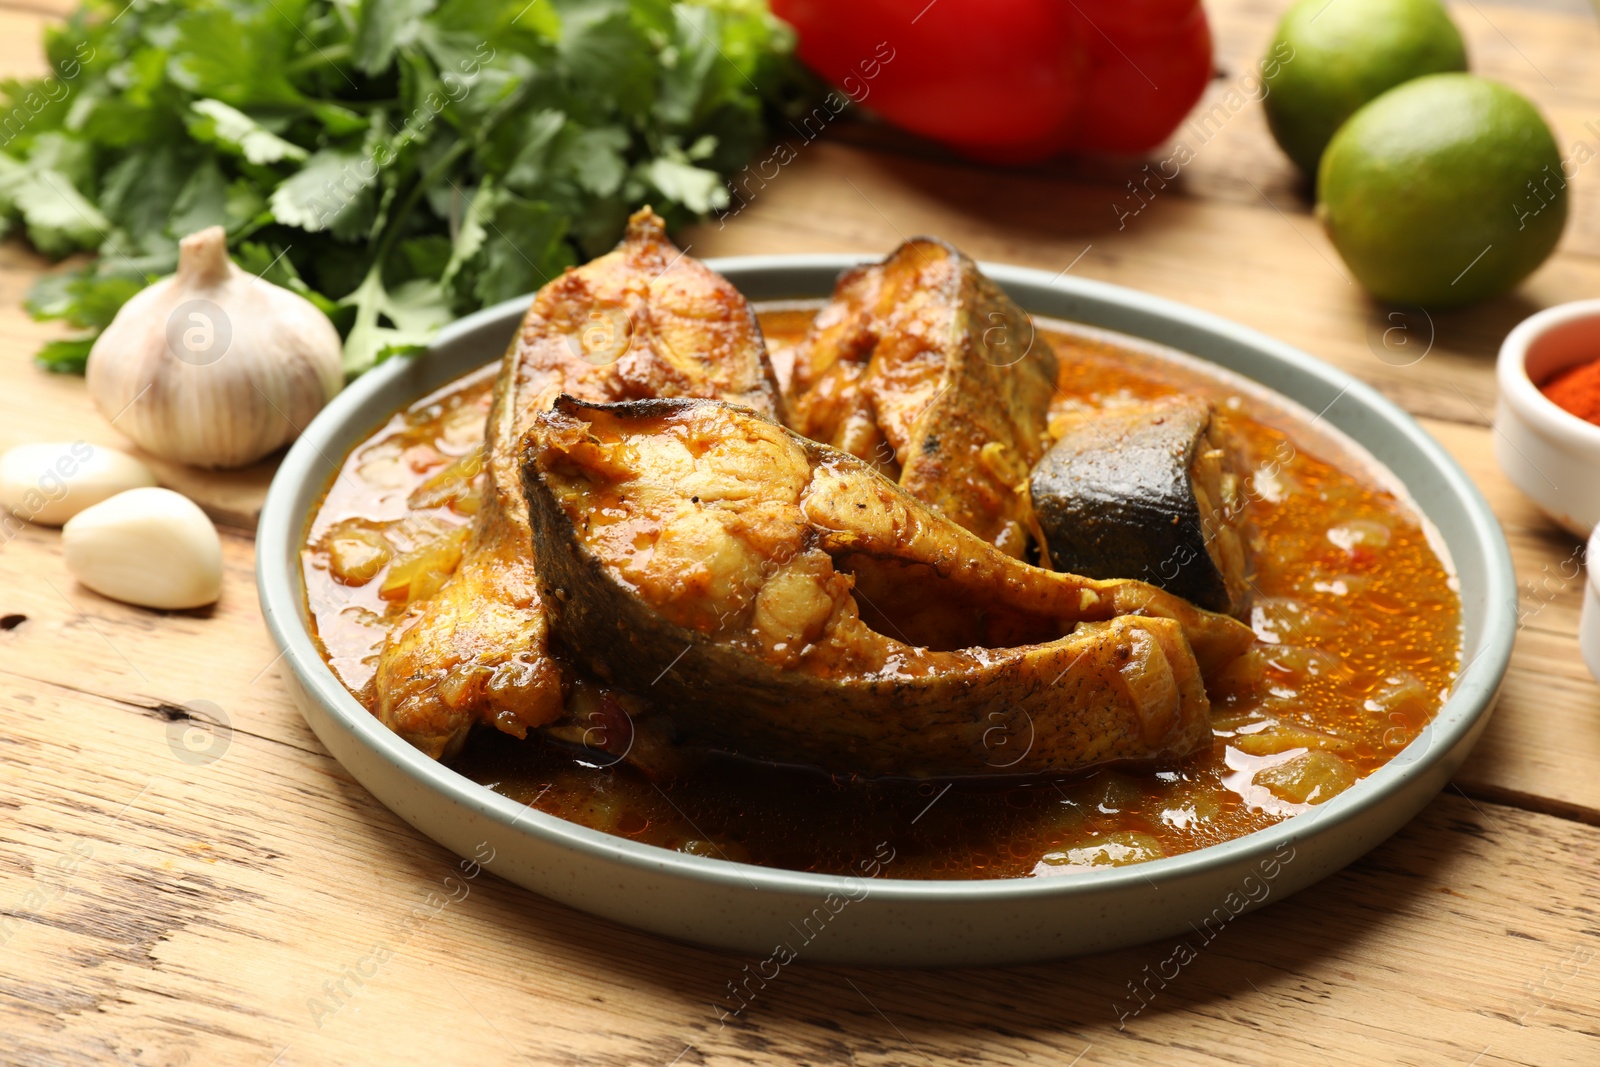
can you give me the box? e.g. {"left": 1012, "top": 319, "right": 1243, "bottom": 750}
{"left": 1031, "top": 397, "right": 1254, "bottom": 619}
{"left": 373, "top": 209, "right": 782, "bottom": 758}
{"left": 521, "top": 396, "right": 1255, "bottom": 778}
{"left": 787, "top": 237, "right": 1058, "bottom": 558}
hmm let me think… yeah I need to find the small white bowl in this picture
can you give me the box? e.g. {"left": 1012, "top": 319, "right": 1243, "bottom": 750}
{"left": 1582, "top": 525, "right": 1600, "bottom": 685}
{"left": 1496, "top": 300, "right": 1600, "bottom": 537}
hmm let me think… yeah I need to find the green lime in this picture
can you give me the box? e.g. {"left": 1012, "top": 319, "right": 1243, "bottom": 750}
{"left": 1317, "top": 74, "right": 1566, "bottom": 308}
{"left": 1263, "top": 0, "right": 1467, "bottom": 175}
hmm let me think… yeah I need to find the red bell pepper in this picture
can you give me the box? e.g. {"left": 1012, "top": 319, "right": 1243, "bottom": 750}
{"left": 770, "top": 0, "right": 1213, "bottom": 162}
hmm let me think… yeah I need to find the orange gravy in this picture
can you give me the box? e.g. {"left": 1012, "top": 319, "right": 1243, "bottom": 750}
{"left": 303, "top": 310, "right": 1461, "bottom": 879}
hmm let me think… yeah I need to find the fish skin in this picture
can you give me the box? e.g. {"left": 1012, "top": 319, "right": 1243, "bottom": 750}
{"left": 1031, "top": 397, "right": 1251, "bottom": 618}
{"left": 372, "top": 209, "right": 782, "bottom": 759}
{"left": 788, "top": 237, "right": 1059, "bottom": 558}
{"left": 521, "top": 396, "right": 1254, "bottom": 779}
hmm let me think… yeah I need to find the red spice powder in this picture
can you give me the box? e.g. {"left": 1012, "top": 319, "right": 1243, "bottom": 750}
{"left": 1541, "top": 358, "right": 1600, "bottom": 425}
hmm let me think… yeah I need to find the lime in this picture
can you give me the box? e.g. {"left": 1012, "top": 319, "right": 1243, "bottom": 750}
{"left": 1316, "top": 74, "right": 1566, "bottom": 308}
{"left": 1263, "top": 0, "right": 1467, "bottom": 175}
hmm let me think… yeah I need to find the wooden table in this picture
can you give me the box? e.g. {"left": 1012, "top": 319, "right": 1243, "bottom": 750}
{"left": 3, "top": 0, "right": 1599, "bottom": 1063}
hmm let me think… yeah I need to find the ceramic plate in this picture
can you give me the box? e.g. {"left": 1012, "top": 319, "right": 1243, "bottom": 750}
{"left": 257, "top": 256, "right": 1514, "bottom": 966}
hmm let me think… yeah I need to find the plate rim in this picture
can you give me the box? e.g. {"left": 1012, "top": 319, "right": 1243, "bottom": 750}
{"left": 257, "top": 253, "right": 1516, "bottom": 902}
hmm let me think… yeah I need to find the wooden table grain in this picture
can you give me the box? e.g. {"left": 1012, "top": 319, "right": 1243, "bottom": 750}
{"left": 2, "top": 1, "right": 1599, "bottom": 1064}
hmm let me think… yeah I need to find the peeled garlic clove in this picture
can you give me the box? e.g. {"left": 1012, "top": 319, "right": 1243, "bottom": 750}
{"left": 86, "top": 226, "right": 344, "bottom": 469}
{"left": 62, "top": 488, "right": 222, "bottom": 610}
{"left": 0, "top": 441, "right": 157, "bottom": 526}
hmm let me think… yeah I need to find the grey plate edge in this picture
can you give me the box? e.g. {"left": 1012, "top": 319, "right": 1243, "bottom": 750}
{"left": 256, "top": 255, "right": 1517, "bottom": 906}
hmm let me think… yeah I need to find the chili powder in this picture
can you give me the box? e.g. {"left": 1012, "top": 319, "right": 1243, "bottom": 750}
{"left": 1542, "top": 358, "right": 1600, "bottom": 425}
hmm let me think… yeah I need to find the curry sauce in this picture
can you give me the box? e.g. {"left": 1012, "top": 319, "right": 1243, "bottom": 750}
{"left": 303, "top": 310, "right": 1462, "bottom": 880}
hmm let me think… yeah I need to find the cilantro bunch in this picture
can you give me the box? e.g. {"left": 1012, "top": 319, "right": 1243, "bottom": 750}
{"left": 0, "top": 0, "right": 793, "bottom": 376}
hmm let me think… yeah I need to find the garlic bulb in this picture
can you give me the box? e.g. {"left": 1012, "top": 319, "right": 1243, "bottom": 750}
{"left": 0, "top": 441, "right": 156, "bottom": 526}
{"left": 62, "top": 487, "right": 222, "bottom": 610}
{"left": 86, "top": 226, "right": 343, "bottom": 469}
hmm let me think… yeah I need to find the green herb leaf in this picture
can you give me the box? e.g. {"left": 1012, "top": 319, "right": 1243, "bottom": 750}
{"left": 1, "top": 0, "right": 798, "bottom": 376}
{"left": 440, "top": 177, "right": 496, "bottom": 294}
{"left": 355, "top": 0, "right": 440, "bottom": 75}
{"left": 560, "top": 2, "right": 658, "bottom": 122}
{"left": 641, "top": 156, "right": 728, "bottom": 215}
{"left": 188, "top": 99, "right": 309, "bottom": 165}
{"left": 473, "top": 191, "right": 572, "bottom": 305}
{"left": 168, "top": 4, "right": 309, "bottom": 108}
{"left": 168, "top": 157, "right": 230, "bottom": 237}
{"left": 562, "top": 125, "right": 629, "bottom": 197}
{"left": 235, "top": 241, "right": 340, "bottom": 315}
{"left": 34, "top": 336, "right": 95, "bottom": 374}
{"left": 97, "top": 145, "right": 193, "bottom": 257}
{"left": 504, "top": 109, "right": 568, "bottom": 193}
{"left": 0, "top": 161, "right": 110, "bottom": 257}
{"left": 339, "top": 266, "right": 455, "bottom": 377}
{"left": 26, "top": 266, "right": 148, "bottom": 330}
{"left": 269, "top": 148, "right": 379, "bottom": 238}
{"left": 311, "top": 103, "right": 370, "bottom": 137}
